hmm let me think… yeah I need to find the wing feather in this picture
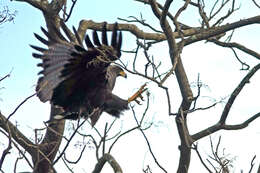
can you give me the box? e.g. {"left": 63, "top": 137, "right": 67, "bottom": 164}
{"left": 93, "top": 30, "right": 101, "bottom": 46}
{"left": 102, "top": 22, "right": 108, "bottom": 45}
{"left": 33, "top": 23, "right": 123, "bottom": 112}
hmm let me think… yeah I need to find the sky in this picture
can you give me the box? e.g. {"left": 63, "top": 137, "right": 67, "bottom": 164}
{"left": 0, "top": 0, "right": 260, "bottom": 172}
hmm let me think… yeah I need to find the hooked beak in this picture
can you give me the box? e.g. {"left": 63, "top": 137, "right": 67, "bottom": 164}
{"left": 119, "top": 70, "right": 127, "bottom": 78}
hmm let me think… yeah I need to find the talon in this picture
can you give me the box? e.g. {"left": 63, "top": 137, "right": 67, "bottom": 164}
{"left": 128, "top": 84, "right": 147, "bottom": 104}
{"left": 135, "top": 99, "right": 141, "bottom": 105}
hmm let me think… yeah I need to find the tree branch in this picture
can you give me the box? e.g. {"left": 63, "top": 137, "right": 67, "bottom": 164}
{"left": 182, "top": 15, "right": 260, "bottom": 46}
{"left": 0, "top": 113, "right": 36, "bottom": 156}
{"left": 219, "top": 63, "right": 260, "bottom": 124}
{"left": 92, "top": 153, "right": 122, "bottom": 173}
{"left": 14, "top": 0, "right": 48, "bottom": 11}
{"left": 210, "top": 39, "right": 260, "bottom": 61}
{"left": 192, "top": 63, "right": 260, "bottom": 141}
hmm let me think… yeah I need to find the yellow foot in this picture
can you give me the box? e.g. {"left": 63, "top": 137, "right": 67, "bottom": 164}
{"left": 127, "top": 84, "right": 147, "bottom": 104}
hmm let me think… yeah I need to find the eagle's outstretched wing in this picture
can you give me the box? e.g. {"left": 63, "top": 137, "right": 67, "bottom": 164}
{"left": 32, "top": 22, "right": 146, "bottom": 126}
{"left": 31, "top": 23, "right": 122, "bottom": 110}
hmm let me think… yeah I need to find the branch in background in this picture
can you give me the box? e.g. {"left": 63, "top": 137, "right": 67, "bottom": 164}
{"left": 6, "top": 93, "right": 36, "bottom": 121}
{"left": 14, "top": 0, "right": 47, "bottom": 11}
{"left": 78, "top": 19, "right": 200, "bottom": 42}
{"left": 212, "top": 0, "right": 238, "bottom": 27}
{"left": 0, "top": 113, "right": 36, "bottom": 156}
{"left": 192, "top": 63, "right": 260, "bottom": 141}
{"left": 219, "top": 63, "right": 260, "bottom": 124}
{"left": 210, "top": 39, "right": 260, "bottom": 61}
{"left": 53, "top": 119, "right": 87, "bottom": 165}
{"left": 118, "top": 15, "right": 162, "bottom": 33}
{"left": 62, "top": 0, "right": 78, "bottom": 22}
{"left": 64, "top": 145, "right": 86, "bottom": 164}
{"left": 252, "top": 0, "right": 260, "bottom": 8}
{"left": 192, "top": 143, "right": 213, "bottom": 173}
{"left": 248, "top": 155, "right": 256, "bottom": 173}
{"left": 143, "top": 165, "right": 153, "bottom": 173}
{"left": 92, "top": 153, "right": 122, "bottom": 173}
{"left": 0, "top": 130, "right": 12, "bottom": 170}
{"left": 108, "top": 126, "right": 139, "bottom": 153}
{"left": 0, "top": 128, "right": 33, "bottom": 170}
{"left": 182, "top": 15, "right": 260, "bottom": 46}
{"left": 131, "top": 98, "right": 168, "bottom": 173}
{"left": 0, "top": 6, "right": 17, "bottom": 25}
{"left": 0, "top": 69, "right": 12, "bottom": 83}
{"left": 206, "top": 136, "right": 235, "bottom": 172}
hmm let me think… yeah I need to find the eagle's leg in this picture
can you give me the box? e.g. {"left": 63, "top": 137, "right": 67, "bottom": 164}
{"left": 127, "top": 84, "right": 147, "bottom": 104}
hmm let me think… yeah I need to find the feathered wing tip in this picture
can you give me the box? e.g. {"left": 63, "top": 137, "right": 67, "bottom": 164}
{"left": 30, "top": 45, "right": 47, "bottom": 53}
{"left": 40, "top": 27, "right": 56, "bottom": 43}
{"left": 117, "top": 31, "right": 122, "bottom": 57}
{"left": 92, "top": 30, "right": 101, "bottom": 46}
{"left": 111, "top": 23, "right": 118, "bottom": 48}
{"left": 31, "top": 28, "right": 54, "bottom": 59}
{"left": 85, "top": 35, "right": 94, "bottom": 49}
{"left": 72, "top": 26, "right": 83, "bottom": 46}
{"left": 111, "top": 23, "right": 122, "bottom": 57}
{"left": 84, "top": 22, "right": 122, "bottom": 54}
{"left": 60, "top": 20, "right": 74, "bottom": 42}
{"left": 31, "top": 25, "right": 79, "bottom": 103}
{"left": 102, "top": 22, "right": 108, "bottom": 45}
{"left": 33, "top": 33, "right": 49, "bottom": 46}
{"left": 31, "top": 25, "right": 70, "bottom": 51}
{"left": 52, "top": 24, "right": 68, "bottom": 42}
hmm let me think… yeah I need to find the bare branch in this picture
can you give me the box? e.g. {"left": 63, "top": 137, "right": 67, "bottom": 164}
{"left": 248, "top": 155, "right": 256, "bottom": 173}
{"left": 6, "top": 93, "right": 36, "bottom": 121}
{"left": 182, "top": 15, "right": 260, "bottom": 46}
{"left": 64, "top": 145, "right": 86, "bottom": 164}
{"left": 63, "top": 0, "right": 78, "bottom": 22}
{"left": 252, "top": 0, "right": 260, "bottom": 8}
{"left": 210, "top": 39, "right": 260, "bottom": 61}
{"left": 78, "top": 20, "right": 200, "bottom": 41}
{"left": 118, "top": 15, "right": 162, "bottom": 33}
{"left": 53, "top": 119, "right": 87, "bottom": 165}
{"left": 0, "top": 113, "right": 35, "bottom": 156}
{"left": 219, "top": 63, "right": 260, "bottom": 124}
{"left": 92, "top": 153, "right": 122, "bottom": 173}
{"left": 0, "top": 131, "right": 12, "bottom": 170}
{"left": 108, "top": 126, "right": 139, "bottom": 153}
{"left": 192, "top": 143, "right": 213, "bottom": 173}
{"left": 131, "top": 106, "right": 168, "bottom": 173}
{"left": 14, "top": 0, "right": 48, "bottom": 11}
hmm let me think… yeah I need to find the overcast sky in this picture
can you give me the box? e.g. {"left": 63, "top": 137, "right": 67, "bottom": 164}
{"left": 1, "top": 0, "right": 260, "bottom": 172}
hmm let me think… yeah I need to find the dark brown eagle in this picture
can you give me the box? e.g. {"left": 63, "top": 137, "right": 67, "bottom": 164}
{"left": 31, "top": 22, "right": 145, "bottom": 126}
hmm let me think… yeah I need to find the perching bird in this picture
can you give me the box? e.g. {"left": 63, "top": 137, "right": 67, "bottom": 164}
{"left": 31, "top": 22, "right": 146, "bottom": 126}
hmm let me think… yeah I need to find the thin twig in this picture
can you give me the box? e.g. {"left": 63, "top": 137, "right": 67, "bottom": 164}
{"left": 6, "top": 93, "right": 36, "bottom": 121}
{"left": 131, "top": 107, "right": 168, "bottom": 173}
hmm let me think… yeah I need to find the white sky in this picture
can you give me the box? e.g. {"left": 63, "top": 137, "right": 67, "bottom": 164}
{"left": 0, "top": 0, "right": 260, "bottom": 172}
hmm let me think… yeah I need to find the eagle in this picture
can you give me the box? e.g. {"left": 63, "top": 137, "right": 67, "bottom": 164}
{"left": 31, "top": 22, "right": 146, "bottom": 126}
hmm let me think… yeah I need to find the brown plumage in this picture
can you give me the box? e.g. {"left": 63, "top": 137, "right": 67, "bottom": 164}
{"left": 31, "top": 22, "right": 129, "bottom": 126}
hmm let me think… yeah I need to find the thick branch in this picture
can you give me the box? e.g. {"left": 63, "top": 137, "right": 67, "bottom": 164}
{"left": 92, "top": 153, "right": 122, "bottom": 173}
{"left": 78, "top": 20, "right": 200, "bottom": 41}
{"left": 183, "top": 15, "right": 260, "bottom": 46}
{"left": 0, "top": 112, "right": 36, "bottom": 156}
{"left": 147, "top": 1, "right": 194, "bottom": 173}
{"left": 33, "top": 106, "right": 65, "bottom": 173}
{"left": 192, "top": 63, "right": 260, "bottom": 140}
{"left": 192, "top": 112, "right": 260, "bottom": 141}
{"left": 219, "top": 63, "right": 260, "bottom": 124}
{"left": 15, "top": 0, "right": 48, "bottom": 11}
